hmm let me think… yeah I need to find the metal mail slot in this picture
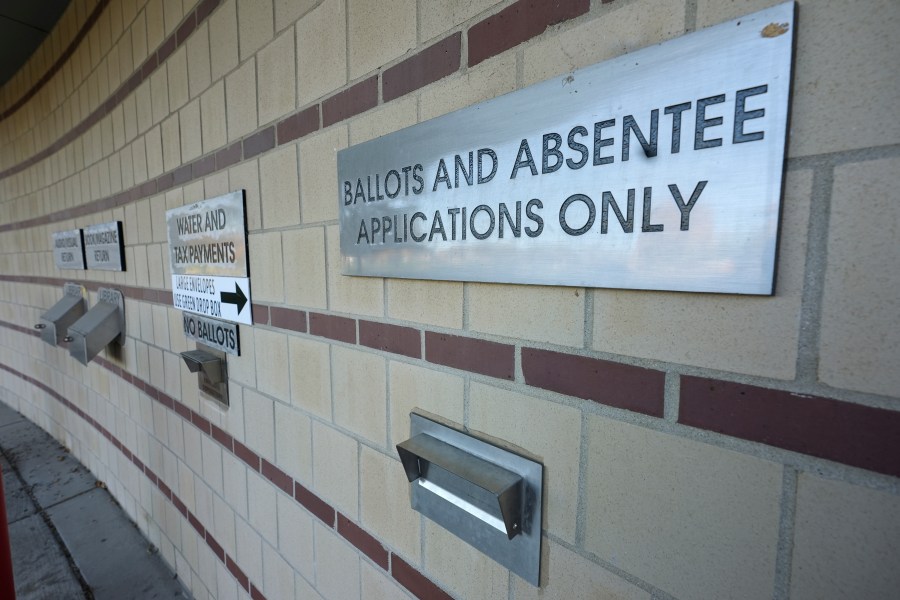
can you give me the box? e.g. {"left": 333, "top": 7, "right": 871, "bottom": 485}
{"left": 67, "top": 288, "right": 125, "bottom": 365}
{"left": 397, "top": 414, "right": 543, "bottom": 586}
{"left": 35, "top": 283, "right": 86, "bottom": 346}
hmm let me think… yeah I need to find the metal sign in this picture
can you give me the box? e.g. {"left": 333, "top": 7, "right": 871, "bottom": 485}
{"left": 166, "top": 191, "right": 253, "bottom": 324}
{"left": 337, "top": 2, "right": 795, "bottom": 295}
{"left": 52, "top": 229, "right": 85, "bottom": 270}
{"left": 182, "top": 313, "right": 240, "bottom": 356}
{"left": 84, "top": 221, "right": 125, "bottom": 271}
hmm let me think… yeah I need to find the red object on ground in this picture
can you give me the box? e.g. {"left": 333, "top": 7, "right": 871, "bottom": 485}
{"left": 0, "top": 462, "right": 15, "bottom": 598}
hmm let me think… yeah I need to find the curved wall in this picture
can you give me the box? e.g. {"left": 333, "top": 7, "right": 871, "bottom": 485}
{"left": 1, "top": 0, "right": 899, "bottom": 598}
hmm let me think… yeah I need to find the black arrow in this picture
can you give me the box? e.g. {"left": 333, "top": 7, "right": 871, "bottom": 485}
{"left": 220, "top": 282, "right": 247, "bottom": 313}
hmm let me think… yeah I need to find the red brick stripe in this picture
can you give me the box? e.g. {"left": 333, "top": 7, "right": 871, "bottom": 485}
{"left": 261, "top": 459, "right": 294, "bottom": 495}
{"left": 234, "top": 439, "right": 261, "bottom": 471}
{"left": 309, "top": 312, "right": 356, "bottom": 344}
{"left": 243, "top": 126, "right": 276, "bottom": 159}
{"left": 322, "top": 76, "right": 378, "bottom": 127}
{"left": 468, "top": 0, "right": 590, "bottom": 67}
{"left": 680, "top": 376, "right": 900, "bottom": 478}
{"left": 425, "top": 332, "right": 514, "bottom": 380}
{"left": 337, "top": 514, "right": 390, "bottom": 570}
{"left": 270, "top": 307, "right": 307, "bottom": 333}
{"left": 277, "top": 105, "right": 320, "bottom": 145}
{"left": 391, "top": 555, "right": 454, "bottom": 600}
{"left": 294, "top": 483, "right": 336, "bottom": 527}
{"left": 359, "top": 320, "right": 421, "bottom": 358}
{"left": 383, "top": 33, "right": 462, "bottom": 102}
{"left": 522, "top": 347, "right": 665, "bottom": 417}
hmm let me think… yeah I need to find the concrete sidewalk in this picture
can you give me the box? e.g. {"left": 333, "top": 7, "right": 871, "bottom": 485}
{"left": 0, "top": 401, "right": 189, "bottom": 599}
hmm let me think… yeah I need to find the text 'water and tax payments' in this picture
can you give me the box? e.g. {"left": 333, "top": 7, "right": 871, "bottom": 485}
{"left": 165, "top": 191, "right": 253, "bottom": 325}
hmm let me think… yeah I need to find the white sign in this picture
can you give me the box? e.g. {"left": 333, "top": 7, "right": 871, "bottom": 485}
{"left": 337, "top": 3, "right": 794, "bottom": 295}
{"left": 84, "top": 221, "right": 125, "bottom": 271}
{"left": 52, "top": 229, "right": 86, "bottom": 270}
{"left": 172, "top": 274, "right": 252, "bottom": 325}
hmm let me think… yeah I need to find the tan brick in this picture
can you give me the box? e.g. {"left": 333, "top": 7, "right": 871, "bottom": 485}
{"left": 419, "top": 0, "right": 500, "bottom": 43}
{"left": 262, "top": 542, "right": 294, "bottom": 599}
{"left": 235, "top": 515, "right": 264, "bottom": 583}
{"left": 299, "top": 126, "right": 347, "bottom": 224}
{"left": 515, "top": 540, "right": 649, "bottom": 599}
{"left": 315, "top": 522, "right": 361, "bottom": 600}
{"left": 243, "top": 388, "right": 275, "bottom": 461}
{"left": 360, "top": 560, "right": 410, "bottom": 600}
{"left": 209, "top": 0, "right": 239, "bottom": 82}
{"left": 592, "top": 169, "right": 812, "bottom": 380}
{"left": 276, "top": 492, "right": 314, "bottom": 580}
{"left": 257, "top": 29, "right": 296, "bottom": 125}
{"left": 179, "top": 99, "right": 202, "bottom": 162}
{"left": 312, "top": 421, "right": 358, "bottom": 519}
{"left": 247, "top": 470, "right": 278, "bottom": 545}
{"left": 424, "top": 520, "right": 509, "bottom": 599}
{"left": 187, "top": 22, "right": 212, "bottom": 99}
{"left": 226, "top": 59, "right": 257, "bottom": 141}
{"left": 386, "top": 279, "right": 463, "bottom": 330}
{"left": 348, "top": 0, "right": 415, "bottom": 80}
{"left": 254, "top": 329, "right": 290, "bottom": 401}
{"left": 273, "top": 402, "right": 311, "bottom": 482}
{"left": 325, "top": 225, "right": 384, "bottom": 317}
{"left": 229, "top": 159, "right": 262, "bottom": 231}
{"left": 349, "top": 96, "right": 417, "bottom": 146}
{"left": 237, "top": 0, "right": 274, "bottom": 61}
{"left": 585, "top": 416, "right": 781, "bottom": 600}
{"left": 136, "top": 198, "right": 153, "bottom": 244}
{"left": 168, "top": 46, "right": 189, "bottom": 111}
{"left": 790, "top": 475, "right": 900, "bottom": 600}
{"left": 201, "top": 81, "right": 227, "bottom": 153}
{"left": 819, "top": 157, "right": 900, "bottom": 396}
{"left": 331, "top": 345, "right": 386, "bottom": 446}
{"left": 282, "top": 227, "right": 327, "bottom": 309}
{"left": 145, "top": 126, "right": 164, "bottom": 178}
{"left": 205, "top": 171, "right": 230, "bottom": 197}
{"left": 388, "top": 361, "right": 464, "bottom": 449}
{"left": 223, "top": 452, "right": 248, "bottom": 518}
{"left": 296, "top": 0, "right": 347, "bottom": 105}
{"left": 699, "top": 0, "right": 900, "bottom": 156}
{"left": 150, "top": 68, "right": 169, "bottom": 125}
{"left": 161, "top": 114, "right": 181, "bottom": 172}
{"left": 469, "top": 283, "right": 584, "bottom": 347}
{"left": 469, "top": 383, "right": 581, "bottom": 543}
{"left": 274, "top": 0, "right": 316, "bottom": 32}
{"left": 523, "top": 0, "right": 685, "bottom": 87}
{"left": 146, "top": 0, "right": 165, "bottom": 50}
{"left": 132, "top": 10, "right": 149, "bottom": 67}
{"left": 360, "top": 446, "right": 420, "bottom": 561}
{"left": 419, "top": 53, "right": 516, "bottom": 121}
{"left": 288, "top": 335, "right": 331, "bottom": 419}
{"left": 248, "top": 231, "right": 284, "bottom": 302}
{"left": 259, "top": 144, "right": 300, "bottom": 228}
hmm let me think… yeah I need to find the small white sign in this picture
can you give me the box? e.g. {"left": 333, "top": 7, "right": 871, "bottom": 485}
{"left": 52, "top": 229, "right": 86, "bottom": 270}
{"left": 84, "top": 221, "right": 125, "bottom": 271}
{"left": 172, "top": 274, "right": 252, "bottom": 325}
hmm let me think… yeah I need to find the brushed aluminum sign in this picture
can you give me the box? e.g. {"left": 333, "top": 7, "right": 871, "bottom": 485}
{"left": 84, "top": 221, "right": 125, "bottom": 271}
{"left": 52, "top": 229, "right": 85, "bottom": 270}
{"left": 337, "top": 3, "right": 794, "bottom": 294}
{"left": 166, "top": 191, "right": 248, "bottom": 277}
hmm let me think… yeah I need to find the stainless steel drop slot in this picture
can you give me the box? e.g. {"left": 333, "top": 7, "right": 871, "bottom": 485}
{"left": 36, "top": 283, "right": 86, "bottom": 346}
{"left": 397, "top": 414, "right": 543, "bottom": 586}
{"left": 180, "top": 350, "right": 224, "bottom": 384}
{"left": 66, "top": 288, "right": 125, "bottom": 365}
{"left": 180, "top": 346, "right": 229, "bottom": 406}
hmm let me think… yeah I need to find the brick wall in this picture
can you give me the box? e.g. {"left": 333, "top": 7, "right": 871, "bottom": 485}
{"left": 0, "top": 0, "right": 898, "bottom": 599}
